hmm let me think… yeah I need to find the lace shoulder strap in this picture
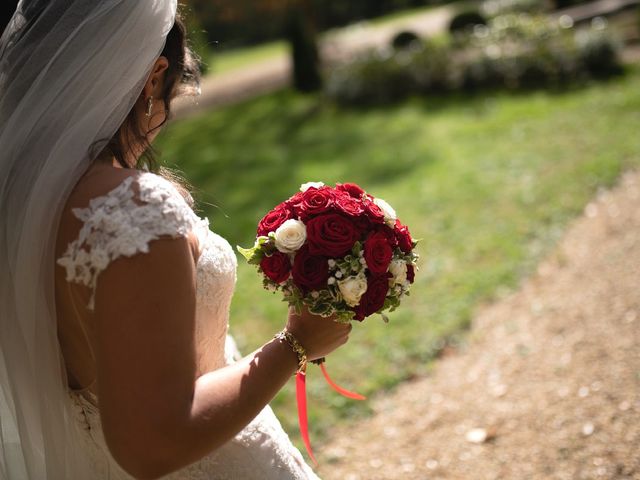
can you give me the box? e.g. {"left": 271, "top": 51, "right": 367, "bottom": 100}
{"left": 57, "top": 172, "right": 208, "bottom": 310}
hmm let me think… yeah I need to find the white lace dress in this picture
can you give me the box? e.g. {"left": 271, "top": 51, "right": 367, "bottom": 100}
{"left": 57, "top": 172, "right": 320, "bottom": 480}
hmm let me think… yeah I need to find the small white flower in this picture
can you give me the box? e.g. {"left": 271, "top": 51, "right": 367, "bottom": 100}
{"left": 335, "top": 270, "right": 343, "bottom": 279}
{"left": 338, "top": 274, "right": 368, "bottom": 307}
{"left": 300, "top": 181, "right": 325, "bottom": 192}
{"left": 311, "top": 291, "right": 320, "bottom": 299}
{"left": 328, "top": 259, "right": 337, "bottom": 268}
{"left": 373, "top": 197, "right": 397, "bottom": 226}
{"left": 274, "top": 219, "right": 307, "bottom": 253}
{"left": 359, "top": 258, "right": 367, "bottom": 265}
{"left": 388, "top": 259, "right": 408, "bottom": 285}
{"left": 328, "top": 277, "right": 336, "bottom": 285}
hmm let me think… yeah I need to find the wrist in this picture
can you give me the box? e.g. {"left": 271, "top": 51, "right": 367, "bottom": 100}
{"left": 274, "top": 329, "right": 308, "bottom": 373}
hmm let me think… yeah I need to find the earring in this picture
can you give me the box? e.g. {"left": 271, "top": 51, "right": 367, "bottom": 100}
{"left": 145, "top": 96, "right": 154, "bottom": 117}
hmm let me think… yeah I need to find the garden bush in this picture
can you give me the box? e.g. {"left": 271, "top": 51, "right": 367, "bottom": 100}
{"left": 449, "top": 10, "right": 488, "bottom": 34}
{"left": 325, "top": 14, "right": 623, "bottom": 106}
{"left": 391, "top": 30, "right": 422, "bottom": 50}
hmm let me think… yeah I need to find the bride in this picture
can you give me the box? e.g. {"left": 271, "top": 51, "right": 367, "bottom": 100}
{"left": 0, "top": 1, "right": 351, "bottom": 479}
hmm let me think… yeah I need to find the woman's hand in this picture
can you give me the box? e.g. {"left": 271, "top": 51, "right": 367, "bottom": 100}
{"left": 285, "top": 306, "right": 352, "bottom": 361}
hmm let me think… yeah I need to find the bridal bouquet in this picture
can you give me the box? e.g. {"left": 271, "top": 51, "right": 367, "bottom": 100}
{"left": 238, "top": 181, "right": 418, "bottom": 323}
{"left": 238, "top": 181, "right": 419, "bottom": 464}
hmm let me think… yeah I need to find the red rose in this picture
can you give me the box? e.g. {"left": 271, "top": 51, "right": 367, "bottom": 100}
{"left": 364, "top": 231, "right": 393, "bottom": 274}
{"left": 257, "top": 204, "right": 294, "bottom": 236}
{"left": 292, "top": 245, "right": 329, "bottom": 292}
{"left": 306, "top": 213, "right": 361, "bottom": 257}
{"left": 336, "top": 183, "right": 365, "bottom": 199}
{"left": 334, "top": 191, "right": 364, "bottom": 217}
{"left": 260, "top": 252, "right": 291, "bottom": 284}
{"left": 375, "top": 224, "right": 399, "bottom": 248}
{"left": 394, "top": 220, "right": 413, "bottom": 253}
{"left": 291, "top": 187, "right": 335, "bottom": 220}
{"left": 285, "top": 191, "right": 305, "bottom": 207}
{"left": 353, "top": 273, "right": 391, "bottom": 321}
{"left": 407, "top": 264, "right": 415, "bottom": 284}
{"left": 362, "top": 196, "right": 385, "bottom": 225}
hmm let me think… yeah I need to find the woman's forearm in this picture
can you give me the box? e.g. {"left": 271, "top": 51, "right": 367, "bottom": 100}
{"left": 139, "top": 337, "right": 300, "bottom": 478}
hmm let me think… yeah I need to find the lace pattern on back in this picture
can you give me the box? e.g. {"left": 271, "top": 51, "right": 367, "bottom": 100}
{"left": 57, "top": 173, "right": 208, "bottom": 309}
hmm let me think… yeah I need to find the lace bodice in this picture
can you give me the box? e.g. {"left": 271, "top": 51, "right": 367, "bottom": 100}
{"left": 58, "top": 172, "right": 318, "bottom": 479}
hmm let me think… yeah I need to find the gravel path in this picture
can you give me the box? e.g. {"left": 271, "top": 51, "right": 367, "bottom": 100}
{"left": 316, "top": 170, "right": 640, "bottom": 480}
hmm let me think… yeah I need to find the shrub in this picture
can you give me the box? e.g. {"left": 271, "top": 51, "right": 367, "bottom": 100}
{"left": 449, "top": 11, "right": 488, "bottom": 34}
{"left": 391, "top": 30, "right": 422, "bottom": 50}
{"left": 325, "top": 14, "right": 623, "bottom": 106}
{"left": 326, "top": 48, "right": 419, "bottom": 105}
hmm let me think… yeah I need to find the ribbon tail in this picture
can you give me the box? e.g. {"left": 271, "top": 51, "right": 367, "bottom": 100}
{"left": 319, "top": 363, "right": 366, "bottom": 401}
{"left": 296, "top": 371, "right": 318, "bottom": 466}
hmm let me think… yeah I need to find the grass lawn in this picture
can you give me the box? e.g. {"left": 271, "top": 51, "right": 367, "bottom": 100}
{"left": 155, "top": 67, "right": 640, "bottom": 446}
{"left": 208, "top": 40, "right": 288, "bottom": 75}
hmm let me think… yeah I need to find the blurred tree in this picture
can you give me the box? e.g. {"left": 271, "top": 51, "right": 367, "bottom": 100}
{"left": 285, "top": 0, "right": 322, "bottom": 92}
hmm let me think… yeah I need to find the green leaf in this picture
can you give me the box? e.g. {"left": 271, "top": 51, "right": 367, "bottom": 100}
{"left": 236, "top": 244, "right": 265, "bottom": 265}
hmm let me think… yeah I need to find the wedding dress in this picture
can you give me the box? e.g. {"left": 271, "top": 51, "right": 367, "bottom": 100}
{"left": 56, "top": 171, "right": 320, "bottom": 480}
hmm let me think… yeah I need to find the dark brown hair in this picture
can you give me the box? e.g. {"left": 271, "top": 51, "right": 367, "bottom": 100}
{"left": 98, "top": 9, "right": 201, "bottom": 200}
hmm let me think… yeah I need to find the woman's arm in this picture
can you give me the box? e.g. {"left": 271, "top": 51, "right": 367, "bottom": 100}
{"left": 93, "top": 234, "right": 349, "bottom": 479}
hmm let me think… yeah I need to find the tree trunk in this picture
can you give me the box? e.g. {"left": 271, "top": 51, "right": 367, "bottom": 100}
{"left": 285, "top": 0, "right": 323, "bottom": 93}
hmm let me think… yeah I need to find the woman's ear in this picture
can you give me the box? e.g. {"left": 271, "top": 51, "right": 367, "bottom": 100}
{"left": 142, "top": 56, "right": 170, "bottom": 100}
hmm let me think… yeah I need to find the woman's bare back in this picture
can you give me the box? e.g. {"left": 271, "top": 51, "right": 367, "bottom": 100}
{"left": 55, "top": 160, "right": 141, "bottom": 395}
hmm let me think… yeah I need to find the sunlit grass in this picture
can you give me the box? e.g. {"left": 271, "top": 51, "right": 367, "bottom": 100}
{"left": 208, "top": 41, "right": 288, "bottom": 75}
{"left": 155, "top": 67, "right": 640, "bottom": 446}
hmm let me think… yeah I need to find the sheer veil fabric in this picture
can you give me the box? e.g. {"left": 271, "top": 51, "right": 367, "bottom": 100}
{"left": 0, "top": 1, "right": 177, "bottom": 478}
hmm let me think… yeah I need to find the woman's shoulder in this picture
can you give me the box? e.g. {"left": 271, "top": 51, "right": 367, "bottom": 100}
{"left": 56, "top": 164, "right": 204, "bottom": 309}
{"left": 67, "top": 164, "right": 186, "bottom": 211}
{"left": 65, "top": 164, "right": 202, "bottom": 228}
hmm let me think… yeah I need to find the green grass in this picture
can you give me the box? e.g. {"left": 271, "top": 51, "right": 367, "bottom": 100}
{"left": 208, "top": 41, "right": 288, "bottom": 75}
{"left": 155, "top": 68, "right": 640, "bottom": 449}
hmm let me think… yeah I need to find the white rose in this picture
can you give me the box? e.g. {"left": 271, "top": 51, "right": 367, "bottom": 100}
{"left": 338, "top": 274, "right": 368, "bottom": 307}
{"left": 300, "top": 181, "right": 325, "bottom": 192}
{"left": 388, "top": 259, "right": 408, "bottom": 285}
{"left": 373, "top": 197, "right": 397, "bottom": 226}
{"left": 274, "top": 219, "right": 307, "bottom": 253}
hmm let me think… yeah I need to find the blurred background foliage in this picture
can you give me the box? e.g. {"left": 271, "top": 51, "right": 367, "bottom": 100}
{"left": 185, "top": 0, "right": 445, "bottom": 48}
{"left": 326, "top": 15, "right": 624, "bottom": 106}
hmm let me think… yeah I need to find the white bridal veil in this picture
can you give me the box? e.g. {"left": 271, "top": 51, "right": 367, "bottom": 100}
{"left": 0, "top": 1, "right": 177, "bottom": 478}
